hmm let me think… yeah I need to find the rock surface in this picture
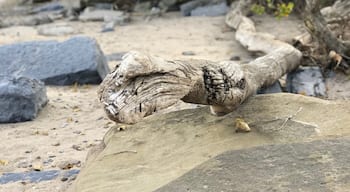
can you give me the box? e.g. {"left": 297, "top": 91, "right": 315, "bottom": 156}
{"left": 190, "top": 1, "right": 229, "bottom": 17}
{"left": 72, "top": 93, "right": 350, "bottom": 192}
{"left": 287, "top": 66, "right": 326, "bottom": 97}
{"left": 0, "top": 169, "right": 79, "bottom": 184}
{"left": 156, "top": 138, "right": 350, "bottom": 192}
{"left": 0, "top": 36, "right": 109, "bottom": 85}
{"left": 0, "top": 76, "right": 48, "bottom": 123}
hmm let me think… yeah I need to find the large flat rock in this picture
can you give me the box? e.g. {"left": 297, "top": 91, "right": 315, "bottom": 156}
{"left": 72, "top": 93, "right": 350, "bottom": 192}
{"left": 0, "top": 36, "right": 109, "bottom": 85}
{"left": 156, "top": 138, "right": 350, "bottom": 192}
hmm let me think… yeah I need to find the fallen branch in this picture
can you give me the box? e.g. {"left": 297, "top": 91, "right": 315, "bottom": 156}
{"left": 98, "top": 0, "right": 302, "bottom": 124}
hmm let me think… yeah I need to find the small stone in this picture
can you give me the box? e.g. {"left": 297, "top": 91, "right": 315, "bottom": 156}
{"left": 182, "top": 51, "right": 196, "bottom": 56}
{"left": 51, "top": 142, "right": 60, "bottom": 146}
{"left": 73, "top": 130, "right": 82, "bottom": 135}
{"left": 230, "top": 56, "right": 241, "bottom": 61}
{"left": 61, "top": 177, "right": 68, "bottom": 182}
{"left": 57, "top": 160, "right": 81, "bottom": 170}
{"left": 32, "top": 161, "right": 43, "bottom": 171}
{"left": 25, "top": 150, "right": 32, "bottom": 154}
{"left": 72, "top": 145, "right": 83, "bottom": 151}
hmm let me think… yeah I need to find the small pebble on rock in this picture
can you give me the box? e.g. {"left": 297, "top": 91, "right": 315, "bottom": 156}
{"left": 182, "top": 51, "right": 196, "bottom": 56}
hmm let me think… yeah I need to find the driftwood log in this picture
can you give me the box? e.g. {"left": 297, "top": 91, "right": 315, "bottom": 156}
{"left": 98, "top": 0, "right": 302, "bottom": 124}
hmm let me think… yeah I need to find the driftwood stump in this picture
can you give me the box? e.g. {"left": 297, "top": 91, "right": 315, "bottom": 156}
{"left": 99, "top": 0, "right": 302, "bottom": 124}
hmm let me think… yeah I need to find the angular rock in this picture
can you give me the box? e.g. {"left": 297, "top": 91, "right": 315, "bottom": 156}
{"left": 156, "top": 138, "right": 350, "bottom": 192}
{"left": 37, "top": 23, "right": 76, "bottom": 36}
{"left": 31, "top": 2, "right": 64, "bottom": 14}
{"left": 180, "top": 0, "right": 212, "bottom": 16}
{"left": 79, "top": 9, "right": 129, "bottom": 24}
{"left": 0, "top": 36, "right": 110, "bottom": 85}
{"left": 0, "top": 14, "right": 53, "bottom": 28}
{"left": 73, "top": 93, "right": 350, "bottom": 192}
{"left": 0, "top": 76, "right": 48, "bottom": 123}
{"left": 190, "top": 1, "right": 229, "bottom": 17}
{"left": 287, "top": 66, "right": 326, "bottom": 97}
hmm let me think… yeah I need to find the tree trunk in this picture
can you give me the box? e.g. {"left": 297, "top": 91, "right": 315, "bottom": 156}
{"left": 98, "top": 0, "right": 302, "bottom": 124}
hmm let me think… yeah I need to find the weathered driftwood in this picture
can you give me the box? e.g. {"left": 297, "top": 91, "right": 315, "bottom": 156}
{"left": 98, "top": 0, "right": 302, "bottom": 124}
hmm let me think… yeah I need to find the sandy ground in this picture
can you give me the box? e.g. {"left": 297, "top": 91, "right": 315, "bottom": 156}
{"left": 0, "top": 13, "right": 252, "bottom": 192}
{"left": 2, "top": 12, "right": 339, "bottom": 192}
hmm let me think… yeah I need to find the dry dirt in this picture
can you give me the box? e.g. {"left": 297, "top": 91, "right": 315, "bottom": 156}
{"left": 0, "top": 12, "right": 320, "bottom": 192}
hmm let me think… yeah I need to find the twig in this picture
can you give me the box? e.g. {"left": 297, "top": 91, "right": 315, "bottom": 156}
{"left": 278, "top": 107, "right": 303, "bottom": 130}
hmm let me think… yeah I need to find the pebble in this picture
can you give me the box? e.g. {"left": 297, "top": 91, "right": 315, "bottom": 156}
{"left": 230, "top": 56, "right": 241, "bottom": 61}
{"left": 182, "top": 51, "right": 196, "bottom": 56}
{"left": 72, "top": 145, "right": 83, "bottom": 151}
{"left": 57, "top": 160, "right": 81, "bottom": 170}
{"left": 51, "top": 142, "right": 60, "bottom": 146}
{"left": 32, "top": 161, "right": 43, "bottom": 171}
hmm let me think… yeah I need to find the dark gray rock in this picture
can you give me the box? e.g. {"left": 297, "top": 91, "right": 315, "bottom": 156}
{"left": 180, "top": 0, "right": 212, "bottom": 16}
{"left": 190, "top": 1, "right": 229, "bottom": 17}
{"left": 31, "top": 2, "right": 64, "bottom": 14}
{"left": 0, "top": 169, "right": 79, "bottom": 184}
{"left": 257, "top": 81, "right": 282, "bottom": 94}
{"left": 0, "top": 76, "right": 48, "bottom": 123}
{"left": 0, "top": 36, "right": 109, "bottom": 85}
{"left": 287, "top": 66, "right": 326, "bottom": 97}
{"left": 156, "top": 138, "right": 350, "bottom": 192}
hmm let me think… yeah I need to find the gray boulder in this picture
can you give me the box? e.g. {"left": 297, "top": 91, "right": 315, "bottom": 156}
{"left": 0, "top": 76, "right": 48, "bottom": 123}
{"left": 287, "top": 66, "right": 326, "bottom": 97}
{"left": 156, "top": 138, "right": 350, "bottom": 192}
{"left": 0, "top": 36, "right": 110, "bottom": 85}
{"left": 190, "top": 1, "right": 229, "bottom": 17}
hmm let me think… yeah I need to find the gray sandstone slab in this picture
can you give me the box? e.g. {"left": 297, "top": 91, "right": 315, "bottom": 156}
{"left": 73, "top": 93, "right": 350, "bottom": 192}
{"left": 0, "top": 36, "right": 109, "bottom": 85}
{"left": 0, "top": 76, "right": 48, "bottom": 123}
{"left": 156, "top": 138, "right": 350, "bottom": 192}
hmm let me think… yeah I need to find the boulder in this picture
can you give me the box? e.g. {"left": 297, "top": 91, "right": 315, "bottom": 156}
{"left": 190, "top": 1, "right": 229, "bottom": 17}
{"left": 0, "top": 76, "right": 48, "bottom": 123}
{"left": 287, "top": 66, "right": 326, "bottom": 97}
{"left": 156, "top": 138, "right": 350, "bottom": 192}
{"left": 72, "top": 93, "right": 350, "bottom": 192}
{"left": 0, "top": 36, "right": 110, "bottom": 85}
